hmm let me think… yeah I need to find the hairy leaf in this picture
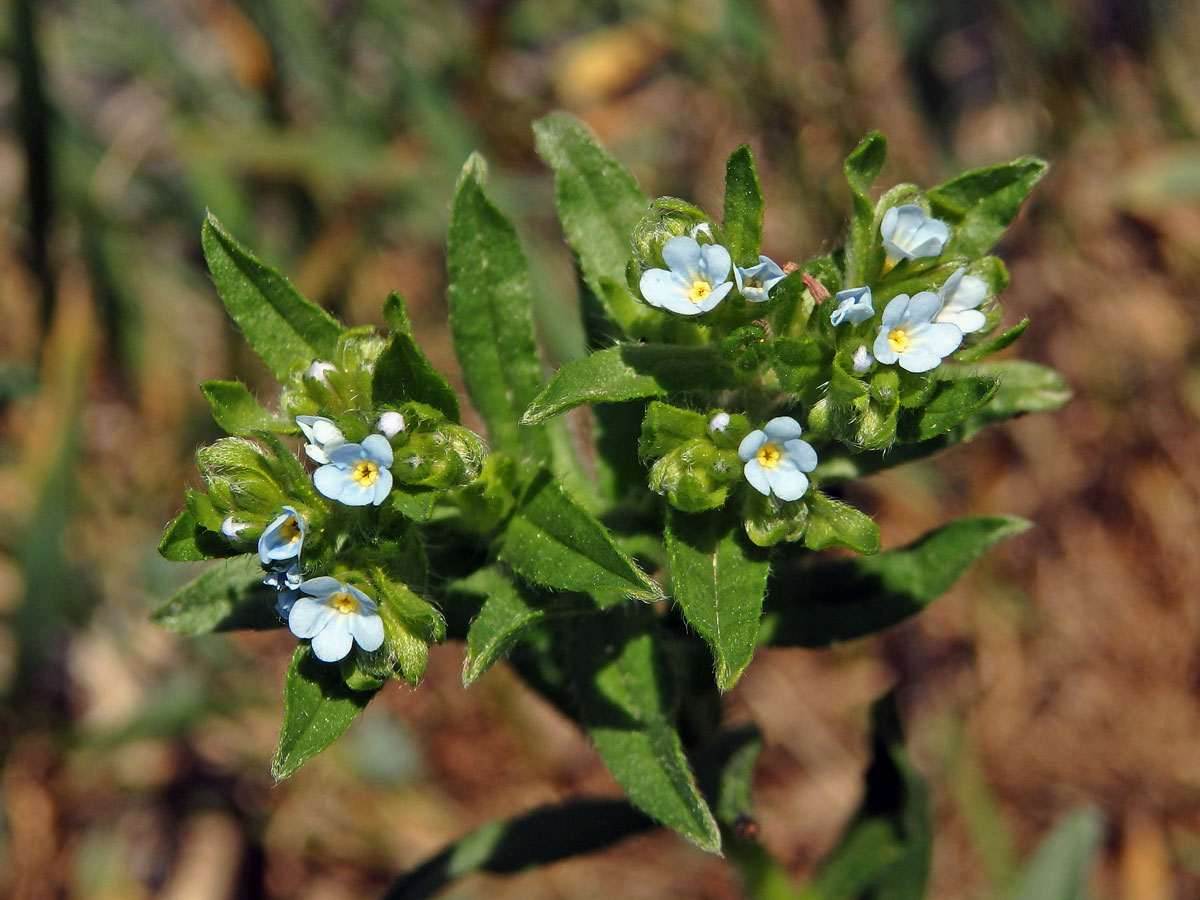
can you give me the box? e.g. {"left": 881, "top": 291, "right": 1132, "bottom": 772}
{"left": 374, "top": 292, "right": 460, "bottom": 421}
{"left": 666, "top": 509, "right": 770, "bottom": 691}
{"left": 760, "top": 516, "right": 1029, "bottom": 647}
{"left": 723, "top": 145, "right": 764, "bottom": 267}
{"left": 803, "top": 493, "right": 881, "bottom": 555}
{"left": 927, "top": 158, "right": 1048, "bottom": 258}
{"left": 201, "top": 380, "right": 294, "bottom": 435}
{"left": 201, "top": 213, "right": 343, "bottom": 381}
{"left": 843, "top": 132, "right": 887, "bottom": 284}
{"left": 272, "top": 646, "right": 378, "bottom": 779}
{"left": 523, "top": 344, "right": 734, "bottom": 425}
{"left": 151, "top": 555, "right": 281, "bottom": 633}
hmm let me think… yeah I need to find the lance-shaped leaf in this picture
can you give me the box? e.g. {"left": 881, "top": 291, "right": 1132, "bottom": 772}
{"left": 807, "top": 692, "right": 931, "bottom": 900}
{"left": 272, "top": 646, "right": 379, "bottom": 780}
{"left": 522, "top": 344, "right": 734, "bottom": 425}
{"left": 497, "top": 470, "right": 664, "bottom": 604}
{"left": 896, "top": 375, "right": 999, "bottom": 443}
{"left": 447, "top": 159, "right": 549, "bottom": 461}
{"left": 1013, "top": 807, "right": 1104, "bottom": 900}
{"left": 955, "top": 317, "right": 1029, "bottom": 363}
{"left": 151, "top": 555, "right": 281, "bottom": 633}
{"left": 373, "top": 292, "right": 460, "bottom": 422}
{"left": 927, "top": 158, "right": 1048, "bottom": 258}
{"left": 533, "top": 113, "right": 651, "bottom": 335}
{"left": 760, "top": 516, "right": 1029, "bottom": 647}
{"left": 157, "top": 506, "right": 240, "bottom": 562}
{"left": 201, "top": 213, "right": 343, "bottom": 381}
{"left": 563, "top": 607, "right": 722, "bottom": 853}
{"left": 201, "top": 380, "right": 294, "bottom": 436}
{"left": 723, "top": 145, "right": 764, "bottom": 267}
{"left": 450, "top": 566, "right": 591, "bottom": 685}
{"left": 843, "top": 132, "right": 887, "bottom": 285}
{"left": 666, "top": 509, "right": 770, "bottom": 692}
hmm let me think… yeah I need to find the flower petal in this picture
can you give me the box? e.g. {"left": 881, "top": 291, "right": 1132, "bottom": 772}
{"left": 738, "top": 430, "right": 767, "bottom": 461}
{"left": 940, "top": 308, "right": 987, "bottom": 334}
{"left": 743, "top": 459, "right": 771, "bottom": 496}
{"left": 783, "top": 439, "right": 818, "bottom": 472}
{"left": 288, "top": 597, "right": 336, "bottom": 639}
{"left": 906, "top": 291, "right": 942, "bottom": 323}
{"left": 881, "top": 295, "right": 910, "bottom": 328}
{"left": 300, "top": 576, "right": 343, "bottom": 597}
{"left": 662, "top": 236, "right": 702, "bottom": 277}
{"left": 763, "top": 417, "right": 803, "bottom": 442}
{"left": 698, "top": 243, "right": 732, "bottom": 283}
{"left": 361, "top": 434, "right": 394, "bottom": 467}
{"left": 766, "top": 466, "right": 808, "bottom": 502}
{"left": 911, "top": 321, "right": 964, "bottom": 359}
{"left": 371, "top": 468, "right": 394, "bottom": 505}
{"left": 640, "top": 268, "right": 686, "bottom": 309}
{"left": 348, "top": 612, "right": 385, "bottom": 652}
{"left": 310, "top": 619, "right": 354, "bottom": 662}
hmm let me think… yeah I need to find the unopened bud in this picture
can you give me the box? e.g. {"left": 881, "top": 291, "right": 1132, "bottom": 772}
{"left": 708, "top": 412, "right": 731, "bottom": 434}
{"left": 376, "top": 410, "right": 406, "bottom": 438}
{"left": 851, "top": 346, "right": 874, "bottom": 374}
{"left": 307, "top": 361, "right": 337, "bottom": 385}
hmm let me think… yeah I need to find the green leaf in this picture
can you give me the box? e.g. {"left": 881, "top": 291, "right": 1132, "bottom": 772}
{"left": 271, "top": 646, "right": 379, "bottom": 780}
{"left": 451, "top": 567, "right": 590, "bottom": 685}
{"left": 774, "top": 338, "right": 831, "bottom": 404}
{"left": 638, "top": 401, "right": 710, "bottom": 457}
{"left": 666, "top": 509, "right": 770, "bottom": 692}
{"left": 533, "top": 113, "right": 651, "bottom": 335}
{"left": 201, "top": 213, "right": 343, "bottom": 381}
{"left": 897, "top": 376, "right": 998, "bottom": 442}
{"left": 157, "top": 507, "right": 235, "bottom": 562}
{"left": 760, "top": 516, "right": 1029, "bottom": 647}
{"left": 803, "top": 493, "right": 881, "bottom": 554}
{"left": 808, "top": 692, "right": 931, "bottom": 900}
{"left": 200, "top": 380, "right": 293, "bottom": 435}
{"left": 447, "top": 159, "right": 549, "bottom": 461}
{"left": 723, "top": 145, "right": 764, "bottom": 266}
{"left": 1012, "top": 808, "right": 1104, "bottom": 900}
{"left": 844, "top": 132, "right": 887, "bottom": 284}
{"left": 151, "top": 555, "right": 281, "bottom": 633}
{"left": 383, "top": 799, "right": 654, "bottom": 900}
{"left": 927, "top": 158, "right": 1048, "bottom": 258}
{"left": 373, "top": 294, "right": 460, "bottom": 421}
{"left": 522, "top": 344, "right": 734, "bottom": 425}
{"left": 497, "top": 470, "right": 664, "bottom": 604}
{"left": 958, "top": 360, "right": 1071, "bottom": 430}
{"left": 956, "top": 317, "right": 1029, "bottom": 363}
{"left": 562, "top": 608, "right": 721, "bottom": 853}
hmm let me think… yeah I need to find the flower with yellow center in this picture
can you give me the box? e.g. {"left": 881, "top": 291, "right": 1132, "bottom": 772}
{"left": 872, "top": 292, "right": 963, "bottom": 373}
{"left": 287, "top": 576, "right": 384, "bottom": 662}
{"left": 639, "top": 235, "right": 733, "bottom": 316}
{"left": 259, "top": 506, "right": 308, "bottom": 564}
{"left": 313, "top": 434, "right": 394, "bottom": 506}
{"left": 880, "top": 204, "right": 950, "bottom": 265}
{"left": 734, "top": 256, "right": 786, "bottom": 303}
{"left": 738, "top": 417, "right": 818, "bottom": 502}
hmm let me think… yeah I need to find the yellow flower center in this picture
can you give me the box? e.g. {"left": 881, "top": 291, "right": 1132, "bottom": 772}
{"left": 279, "top": 517, "right": 301, "bottom": 544}
{"left": 687, "top": 280, "right": 713, "bottom": 304}
{"left": 352, "top": 460, "right": 380, "bottom": 487}
{"left": 756, "top": 443, "right": 782, "bottom": 469}
{"left": 888, "top": 328, "right": 909, "bottom": 353}
{"left": 331, "top": 591, "right": 360, "bottom": 615}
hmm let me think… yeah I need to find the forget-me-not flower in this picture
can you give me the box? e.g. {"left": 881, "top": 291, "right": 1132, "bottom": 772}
{"left": 264, "top": 562, "right": 303, "bottom": 591}
{"left": 738, "top": 417, "right": 818, "bottom": 502}
{"left": 259, "top": 506, "right": 306, "bottom": 565}
{"left": 288, "top": 576, "right": 385, "bottom": 662}
{"left": 313, "top": 434, "right": 394, "bottom": 506}
{"left": 734, "top": 256, "right": 786, "bottom": 303}
{"left": 934, "top": 267, "right": 988, "bottom": 334}
{"left": 830, "top": 286, "right": 875, "bottom": 326}
{"left": 297, "top": 415, "right": 346, "bottom": 465}
{"left": 873, "top": 293, "right": 963, "bottom": 373}
{"left": 880, "top": 205, "right": 950, "bottom": 264}
{"left": 639, "top": 235, "right": 733, "bottom": 316}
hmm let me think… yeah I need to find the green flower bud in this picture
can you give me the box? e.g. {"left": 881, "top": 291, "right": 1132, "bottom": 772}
{"left": 649, "top": 440, "right": 740, "bottom": 513}
{"left": 632, "top": 197, "right": 714, "bottom": 273}
{"left": 742, "top": 490, "right": 808, "bottom": 548}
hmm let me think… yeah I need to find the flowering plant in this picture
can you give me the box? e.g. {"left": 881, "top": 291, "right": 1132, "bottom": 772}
{"left": 155, "top": 116, "right": 1067, "bottom": 893}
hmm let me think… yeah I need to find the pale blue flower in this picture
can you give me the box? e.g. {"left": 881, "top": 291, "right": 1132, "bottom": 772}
{"left": 376, "top": 410, "right": 406, "bottom": 438}
{"left": 851, "top": 345, "right": 874, "bottom": 374}
{"left": 935, "top": 267, "right": 988, "bottom": 334}
{"left": 313, "top": 434, "right": 394, "bottom": 506}
{"left": 734, "top": 256, "right": 786, "bottom": 303}
{"left": 830, "top": 286, "right": 874, "bottom": 326}
{"left": 873, "top": 293, "right": 963, "bottom": 373}
{"left": 296, "top": 415, "right": 345, "bottom": 465}
{"left": 264, "top": 562, "right": 303, "bottom": 591}
{"left": 275, "top": 588, "right": 299, "bottom": 621}
{"left": 258, "top": 506, "right": 306, "bottom": 565}
{"left": 738, "top": 417, "right": 818, "bottom": 502}
{"left": 881, "top": 205, "right": 950, "bottom": 262}
{"left": 639, "top": 236, "right": 733, "bottom": 316}
{"left": 288, "top": 576, "right": 385, "bottom": 662}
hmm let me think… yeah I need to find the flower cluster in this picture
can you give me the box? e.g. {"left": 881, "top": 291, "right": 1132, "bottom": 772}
{"left": 639, "top": 235, "right": 787, "bottom": 316}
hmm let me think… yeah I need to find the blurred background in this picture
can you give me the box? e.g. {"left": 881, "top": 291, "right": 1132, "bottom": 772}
{"left": 2, "top": 0, "right": 1200, "bottom": 897}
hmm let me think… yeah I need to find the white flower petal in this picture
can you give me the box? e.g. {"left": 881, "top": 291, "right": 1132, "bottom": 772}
{"left": 310, "top": 620, "right": 354, "bottom": 662}
{"left": 348, "top": 612, "right": 385, "bottom": 652}
{"left": 640, "top": 268, "right": 686, "bottom": 309}
{"left": 906, "top": 291, "right": 942, "bottom": 323}
{"left": 738, "top": 430, "right": 767, "bottom": 461}
{"left": 299, "top": 576, "right": 342, "bottom": 597}
{"left": 361, "top": 434, "right": 394, "bottom": 467}
{"left": 766, "top": 466, "right": 808, "bottom": 501}
{"left": 699, "top": 243, "right": 732, "bottom": 283}
{"left": 763, "top": 417, "right": 803, "bottom": 442}
{"left": 288, "top": 598, "right": 336, "bottom": 639}
{"left": 783, "top": 439, "right": 818, "bottom": 472}
{"left": 743, "top": 460, "right": 771, "bottom": 496}
{"left": 662, "top": 236, "right": 702, "bottom": 276}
